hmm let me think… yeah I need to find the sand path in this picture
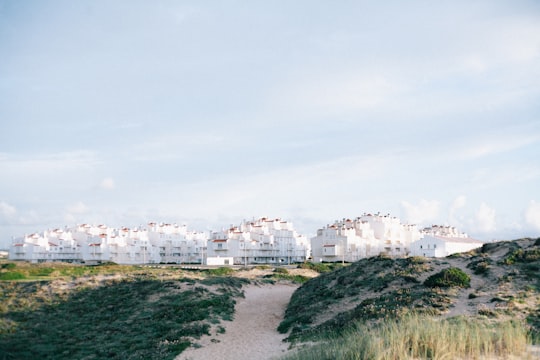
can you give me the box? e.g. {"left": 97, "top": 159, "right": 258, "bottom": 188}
{"left": 178, "top": 283, "right": 298, "bottom": 360}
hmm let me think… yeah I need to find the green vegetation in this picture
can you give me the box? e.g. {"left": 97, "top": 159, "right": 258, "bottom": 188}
{"left": 280, "top": 237, "right": 540, "bottom": 359}
{"left": 205, "top": 266, "right": 235, "bottom": 276}
{"left": 281, "top": 314, "right": 529, "bottom": 360}
{"left": 261, "top": 267, "right": 310, "bottom": 284}
{"left": 0, "top": 263, "right": 249, "bottom": 360}
{"left": 278, "top": 256, "right": 438, "bottom": 341}
{"left": 503, "top": 248, "right": 540, "bottom": 265}
{"left": 296, "top": 262, "right": 346, "bottom": 273}
{"left": 0, "top": 271, "right": 26, "bottom": 281}
{"left": 0, "top": 261, "right": 141, "bottom": 280}
{"left": 424, "top": 267, "right": 470, "bottom": 288}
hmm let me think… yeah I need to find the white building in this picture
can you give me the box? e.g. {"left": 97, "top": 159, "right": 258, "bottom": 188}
{"left": 410, "top": 225, "right": 484, "bottom": 257}
{"left": 311, "top": 213, "right": 422, "bottom": 263}
{"left": 9, "top": 222, "right": 208, "bottom": 265}
{"left": 206, "top": 217, "right": 311, "bottom": 265}
{"left": 147, "top": 222, "right": 208, "bottom": 264}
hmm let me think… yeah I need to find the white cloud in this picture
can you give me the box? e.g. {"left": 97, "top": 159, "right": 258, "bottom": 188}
{"left": 474, "top": 202, "right": 496, "bottom": 233}
{"left": 270, "top": 71, "right": 404, "bottom": 120}
{"left": 460, "top": 135, "right": 540, "bottom": 159}
{"left": 0, "top": 201, "right": 17, "bottom": 218}
{"left": 524, "top": 200, "right": 540, "bottom": 232}
{"left": 130, "top": 133, "right": 225, "bottom": 161}
{"left": 451, "top": 195, "right": 467, "bottom": 211}
{"left": 100, "top": 178, "right": 115, "bottom": 190}
{"left": 449, "top": 195, "right": 467, "bottom": 226}
{"left": 64, "top": 201, "right": 89, "bottom": 224}
{"left": 400, "top": 199, "right": 440, "bottom": 225}
{"left": 66, "top": 201, "right": 89, "bottom": 214}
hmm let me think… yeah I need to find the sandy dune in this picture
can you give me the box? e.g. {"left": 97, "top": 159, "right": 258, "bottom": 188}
{"left": 178, "top": 283, "right": 298, "bottom": 360}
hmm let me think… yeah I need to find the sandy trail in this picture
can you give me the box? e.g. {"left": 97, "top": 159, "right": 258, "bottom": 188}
{"left": 178, "top": 283, "right": 298, "bottom": 360}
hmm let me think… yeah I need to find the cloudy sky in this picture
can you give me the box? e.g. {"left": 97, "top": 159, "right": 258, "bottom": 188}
{"left": 1, "top": 0, "right": 540, "bottom": 248}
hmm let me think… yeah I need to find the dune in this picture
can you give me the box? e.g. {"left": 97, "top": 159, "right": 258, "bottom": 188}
{"left": 177, "top": 283, "right": 298, "bottom": 360}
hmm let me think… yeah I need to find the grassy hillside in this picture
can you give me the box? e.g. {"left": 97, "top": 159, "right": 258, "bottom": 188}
{"left": 0, "top": 264, "right": 252, "bottom": 360}
{"left": 0, "top": 262, "right": 316, "bottom": 360}
{"left": 279, "top": 238, "right": 540, "bottom": 359}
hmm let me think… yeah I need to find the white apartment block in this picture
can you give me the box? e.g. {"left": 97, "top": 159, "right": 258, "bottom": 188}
{"left": 8, "top": 216, "right": 484, "bottom": 265}
{"left": 9, "top": 223, "right": 208, "bottom": 265}
{"left": 311, "top": 213, "right": 422, "bottom": 263}
{"left": 206, "top": 217, "right": 311, "bottom": 265}
{"left": 410, "top": 225, "right": 484, "bottom": 257}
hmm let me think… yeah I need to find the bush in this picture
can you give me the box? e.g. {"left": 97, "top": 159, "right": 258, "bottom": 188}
{"left": 274, "top": 267, "right": 289, "bottom": 274}
{"left": 1, "top": 263, "right": 16, "bottom": 270}
{"left": 0, "top": 271, "right": 26, "bottom": 280}
{"left": 29, "top": 267, "right": 55, "bottom": 277}
{"left": 206, "top": 267, "right": 235, "bottom": 276}
{"left": 424, "top": 267, "right": 470, "bottom": 288}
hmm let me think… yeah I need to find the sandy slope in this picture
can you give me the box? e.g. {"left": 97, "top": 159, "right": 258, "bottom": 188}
{"left": 177, "top": 283, "right": 298, "bottom": 360}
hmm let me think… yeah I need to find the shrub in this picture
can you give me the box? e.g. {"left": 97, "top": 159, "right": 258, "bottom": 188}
{"left": 424, "top": 267, "right": 470, "bottom": 288}
{"left": 0, "top": 271, "right": 26, "bottom": 280}
{"left": 502, "top": 248, "right": 540, "bottom": 265}
{"left": 274, "top": 267, "right": 289, "bottom": 274}
{"left": 297, "top": 262, "right": 344, "bottom": 273}
{"left": 206, "top": 267, "right": 235, "bottom": 276}
{"left": 1, "top": 263, "right": 16, "bottom": 270}
{"left": 29, "top": 267, "right": 55, "bottom": 277}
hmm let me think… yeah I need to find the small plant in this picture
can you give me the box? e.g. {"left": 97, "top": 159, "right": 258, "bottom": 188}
{"left": 0, "top": 271, "right": 26, "bottom": 280}
{"left": 502, "top": 248, "right": 540, "bottom": 265}
{"left": 206, "top": 267, "right": 235, "bottom": 276}
{"left": 424, "top": 267, "right": 470, "bottom": 288}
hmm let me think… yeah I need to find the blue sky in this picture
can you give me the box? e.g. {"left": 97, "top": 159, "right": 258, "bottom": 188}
{"left": 1, "top": 0, "right": 540, "bottom": 248}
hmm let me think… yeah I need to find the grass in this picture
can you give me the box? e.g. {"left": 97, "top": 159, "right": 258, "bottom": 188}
{"left": 0, "top": 261, "right": 142, "bottom": 281}
{"left": 0, "top": 263, "right": 250, "bottom": 360}
{"left": 281, "top": 314, "right": 530, "bottom": 360}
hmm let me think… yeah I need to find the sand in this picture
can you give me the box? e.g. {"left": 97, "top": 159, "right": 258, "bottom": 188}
{"left": 177, "top": 283, "right": 298, "bottom": 360}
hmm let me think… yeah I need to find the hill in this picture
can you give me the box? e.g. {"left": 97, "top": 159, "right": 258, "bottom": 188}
{"left": 278, "top": 238, "right": 540, "bottom": 358}
{"left": 0, "top": 263, "right": 318, "bottom": 360}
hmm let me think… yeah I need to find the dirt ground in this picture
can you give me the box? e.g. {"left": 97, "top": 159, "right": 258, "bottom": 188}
{"left": 177, "top": 283, "right": 298, "bottom": 360}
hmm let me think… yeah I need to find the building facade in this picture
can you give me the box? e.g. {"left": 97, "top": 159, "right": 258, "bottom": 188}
{"left": 206, "top": 217, "right": 311, "bottom": 265}
{"left": 9, "top": 223, "right": 208, "bottom": 265}
{"left": 311, "top": 214, "right": 423, "bottom": 262}
{"left": 409, "top": 225, "right": 483, "bottom": 257}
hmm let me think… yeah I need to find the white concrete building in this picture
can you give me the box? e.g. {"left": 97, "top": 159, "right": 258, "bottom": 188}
{"left": 9, "top": 222, "right": 208, "bottom": 265}
{"left": 311, "top": 213, "right": 422, "bottom": 263}
{"left": 410, "top": 225, "right": 484, "bottom": 257}
{"left": 148, "top": 222, "right": 208, "bottom": 264}
{"left": 206, "top": 217, "right": 310, "bottom": 265}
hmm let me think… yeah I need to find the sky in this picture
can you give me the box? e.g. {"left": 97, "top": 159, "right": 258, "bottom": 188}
{"left": 1, "top": 0, "right": 540, "bottom": 248}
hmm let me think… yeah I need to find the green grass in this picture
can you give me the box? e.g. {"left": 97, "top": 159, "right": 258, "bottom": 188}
{"left": 281, "top": 314, "right": 529, "bottom": 360}
{"left": 0, "top": 274, "right": 247, "bottom": 360}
